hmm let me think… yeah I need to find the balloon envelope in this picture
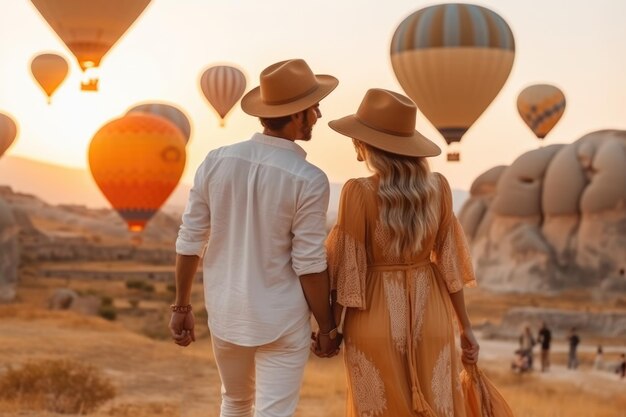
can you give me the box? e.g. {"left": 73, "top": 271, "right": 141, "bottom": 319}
{"left": 200, "top": 65, "right": 246, "bottom": 126}
{"left": 0, "top": 113, "right": 18, "bottom": 159}
{"left": 88, "top": 113, "right": 186, "bottom": 232}
{"left": 31, "top": 53, "right": 69, "bottom": 102}
{"left": 127, "top": 103, "right": 191, "bottom": 144}
{"left": 390, "top": 4, "right": 515, "bottom": 148}
{"left": 517, "top": 84, "right": 566, "bottom": 139}
{"left": 30, "top": 0, "right": 151, "bottom": 90}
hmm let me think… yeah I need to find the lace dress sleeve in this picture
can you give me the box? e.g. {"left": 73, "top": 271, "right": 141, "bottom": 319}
{"left": 326, "top": 179, "right": 368, "bottom": 309}
{"left": 431, "top": 174, "right": 477, "bottom": 293}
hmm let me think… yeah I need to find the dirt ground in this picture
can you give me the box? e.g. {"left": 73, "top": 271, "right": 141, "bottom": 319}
{"left": 1, "top": 271, "right": 625, "bottom": 417}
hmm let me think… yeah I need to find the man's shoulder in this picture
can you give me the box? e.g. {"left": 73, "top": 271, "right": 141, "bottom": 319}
{"left": 300, "top": 160, "right": 328, "bottom": 180}
{"left": 207, "top": 138, "right": 253, "bottom": 158}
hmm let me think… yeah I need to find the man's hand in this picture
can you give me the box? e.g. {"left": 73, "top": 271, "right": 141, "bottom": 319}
{"left": 310, "top": 331, "right": 341, "bottom": 358}
{"left": 169, "top": 311, "right": 196, "bottom": 347}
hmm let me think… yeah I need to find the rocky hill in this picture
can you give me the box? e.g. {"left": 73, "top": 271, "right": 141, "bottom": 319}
{"left": 459, "top": 130, "right": 626, "bottom": 294}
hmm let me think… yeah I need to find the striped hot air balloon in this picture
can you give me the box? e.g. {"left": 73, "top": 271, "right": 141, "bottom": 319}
{"left": 30, "top": 53, "right": 69, "bottom": 103}
{"left": 517, "top": 84, "right": 566, "bottom": 140}
{"left": 30, "top": 0, "right": 152, "bottom": 91}
{"left": 0, "top": 112, "right": 18, "bottom": 159}
{"left": 127, "top": 102, "right": 192, "bottom": 144}
{"left": 88, "top": 113, "right": 186, "bottom": 233}
{"left": 390, "top": 3, "right": 516, "bottom": 161}
{"left": 200, "top": 65, "right": 246, "bottom": 127}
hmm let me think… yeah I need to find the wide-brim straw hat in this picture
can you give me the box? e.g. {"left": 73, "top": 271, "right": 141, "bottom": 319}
{"left": 241, "top": 59, "right": 338, "bottom": 118}
{"left": 328, "top": 88, "right": 441, "bottom": 157}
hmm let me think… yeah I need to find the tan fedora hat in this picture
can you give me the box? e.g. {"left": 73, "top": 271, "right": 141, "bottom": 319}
{"left": 241, "top": 59, "right": 338, "bottom": 118}
{"left": 329, "top": 89, "right": 441, "bottom": 157}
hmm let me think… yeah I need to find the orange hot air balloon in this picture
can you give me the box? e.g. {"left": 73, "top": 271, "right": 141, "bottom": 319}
{"left": 517, "top": 84, "right": 566, "bottom": 141}
{"left": 30, "top": 53, "right": 69, "bottom": 103}
{"left": 0, "top": 112, "right": 18, "bottom": 159}
{"left": 88, "top": 113, "right": 186, "bottom": 233}
{"left": 390, "top": 3, "right": 516, "bottom": 161}
{"left": 126, "top": 103, "right": 192, "bottom": 144}
{"left": 200, "top": 65, "right": 246, "bottom": 127}
{"left": 30, "top": 0, "right": 152, "bottom": 91}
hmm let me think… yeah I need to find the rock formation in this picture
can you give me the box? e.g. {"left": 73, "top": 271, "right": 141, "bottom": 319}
{"left": 459, "top": 130, "right": 626, "bottom": 293}
{"left": 0, "top": 196, "right": 19, "bottom": 302}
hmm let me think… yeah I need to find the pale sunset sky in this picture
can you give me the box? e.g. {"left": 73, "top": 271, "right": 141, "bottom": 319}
{"left": 1, "top": 0, "right": 625, "bottom": 191}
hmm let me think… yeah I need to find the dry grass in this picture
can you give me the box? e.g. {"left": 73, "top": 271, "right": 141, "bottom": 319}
{"left": 0, "top": 359, "right": 115, "bottom": 414}
{"left": 486, "top": 369, "right": 626, "bottom": 417}
{"left": 2, "top": 268, "right": 625, "bottom": 417}
{"left": 98, "top": 402, "right": 179, "bottom": 417}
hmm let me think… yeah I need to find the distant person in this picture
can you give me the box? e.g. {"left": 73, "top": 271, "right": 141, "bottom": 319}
{"left": 616, "top": 353, "right": 626, "bottom": 379}
{"left": 567, "top": 327, "right": 580, "bottom": 370}
{"left": 170, "top": 59, "right": 340, "bottom": 417}
{"left": 537, "top": 321, "right": 552, "bottom": 372}
{"left": 519, "top": 325, "right": 536, "bottom": 370}
{"left": 511, "top": 348, "right": 531, "bottom": 374}
{"left": 323, "top": 89, "right": 484, "bottom": 416}
{"left": 594, "top": 345, "right": 604, "bottom": 370}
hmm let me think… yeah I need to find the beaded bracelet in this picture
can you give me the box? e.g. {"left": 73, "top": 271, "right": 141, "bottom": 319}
{"left": 170, "top": 304, "right": 193, "bottom": 314}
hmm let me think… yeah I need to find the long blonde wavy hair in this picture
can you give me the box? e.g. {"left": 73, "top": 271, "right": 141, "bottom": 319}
{"left": 356, "top": 140, "right": 439, "bottom": 257}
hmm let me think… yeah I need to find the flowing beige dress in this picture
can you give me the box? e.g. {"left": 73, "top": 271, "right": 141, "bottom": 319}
{"left": 326, "top": 173, "right": 477, "bottom": 417}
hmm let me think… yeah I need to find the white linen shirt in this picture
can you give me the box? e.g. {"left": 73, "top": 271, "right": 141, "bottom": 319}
{"left": 176, "top": 133, "right": 329, "bottom": 346}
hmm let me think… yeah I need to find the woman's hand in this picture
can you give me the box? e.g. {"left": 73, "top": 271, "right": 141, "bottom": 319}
{"left": 460, "top": 327, "right": 479, "bottom": 364}
{"left": 169, "top": 311, "right": 196, "bottom": 347}
{"left": 310, "top": 331, "right": 342, "bottom": 358}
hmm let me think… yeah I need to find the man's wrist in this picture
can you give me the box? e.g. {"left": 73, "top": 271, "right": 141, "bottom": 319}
{"left": 170, "top": 304, "right": 192, "bottom": 314}
{"left": 319, "top": 327, "right": 338, "bottom": 340}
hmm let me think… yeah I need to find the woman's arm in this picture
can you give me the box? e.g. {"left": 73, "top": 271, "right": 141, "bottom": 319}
{"left": 330, "top": 290, "right": 345, "bottom": 347}
{"left": 449, "top": 288, "right": 479, "bottom": 364}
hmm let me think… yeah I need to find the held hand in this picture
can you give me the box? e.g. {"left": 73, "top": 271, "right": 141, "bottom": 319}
{"left": 310, "top": 331, "right": 342, "bottom": 358}
{"left": 460, "top": 327, "right": 479, "bottom": 364}
{"left": 169, "top": 311, "right": 196, "bottom": 347}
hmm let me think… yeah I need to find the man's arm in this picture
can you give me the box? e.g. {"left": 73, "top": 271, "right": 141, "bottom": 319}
{"left": 300, "top": 270, "right": 338, "bottom": 357}
{"left": 299, "top": 270, "right": 334, "bottom": 333}
{"left": 169, "top": 254, "right": 200, "bottom": 347}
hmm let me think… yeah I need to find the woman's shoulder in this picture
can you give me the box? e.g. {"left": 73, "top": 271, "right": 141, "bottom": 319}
{"left": 431, "top": 171, "right": 450, "bottom": 188}
{"left": 343, "top": 176, "right": 377, "bottom": 194}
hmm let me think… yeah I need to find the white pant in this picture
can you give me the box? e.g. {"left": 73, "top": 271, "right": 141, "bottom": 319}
{"left": 211, "top": 324, "right": 311, "bottom": 417}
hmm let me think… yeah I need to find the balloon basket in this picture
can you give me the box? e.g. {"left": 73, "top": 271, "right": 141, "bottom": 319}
{"left": 130, "top": 234, "right": 143, "bottom": 247}
{"left": 447, "top": 152, "right": 460, "bottom": 162}
{"left": 81, "top": 79, "right": 99, "bottom": 91}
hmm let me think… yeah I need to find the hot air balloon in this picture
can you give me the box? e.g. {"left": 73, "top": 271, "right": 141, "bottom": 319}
{"left": 30, "top": 53, "right": 69, "bottom": 103}
{"left": 88, "top": 113, "right": 186, "bottom": 233}
{"left": 126, "top": 103, "right": 191, "bottom": 144}
{"left": 517, "top": 84, "right": 566, "bottom": 141}
{"left": 0, "top": 113, "right": 18, "bottom": 159}
{"left": 30, "top": 0, "right": 152, "bottom": 91}
{"left": 390, "top": 4, "right": 516, "bottom": 161}
{"left": 200, "top": 65, "right": 246, "bottom": 127}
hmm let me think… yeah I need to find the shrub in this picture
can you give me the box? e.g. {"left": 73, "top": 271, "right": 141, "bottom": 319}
{"left": 126, "top": 279, "right": 154, "bottom": 293}
{"left": 0, "top": 359, "right": 115, "bottom": 414}
{"left": 98, "top": 305, "right": 117, "bottom": 321}
{"left": 126, "top": 279, "right": 145, "bottom": 290}
{"left": 100, "top": 296, "right": 114, "bottom": 307}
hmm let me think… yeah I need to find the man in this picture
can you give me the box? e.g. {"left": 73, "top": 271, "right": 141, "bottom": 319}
{"left": 567, "top": 327, "right": 580, "bottom": 370}
{"left": 537, "top": 321, "right": 552, "bottom": 372}
{"left": 170, "top": 59, "right": 340, "bottom": 417}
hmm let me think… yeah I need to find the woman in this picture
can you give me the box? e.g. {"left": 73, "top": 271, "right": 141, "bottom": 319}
{"left": 325, "top": 89, "right": 480, "bottom": 417}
